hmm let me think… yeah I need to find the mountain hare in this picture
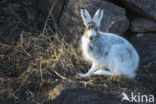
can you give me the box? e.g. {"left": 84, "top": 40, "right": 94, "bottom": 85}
{"left": 79, "top": 9, "right": 139, "bottom": 78}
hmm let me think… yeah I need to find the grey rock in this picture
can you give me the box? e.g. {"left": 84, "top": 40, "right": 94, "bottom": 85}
{"left": 129, "top": 33, "right": 156, "bottom": 71}
{"left": 129, "top": 33, "right": 156, "bottom": 94}
{"left": 50, "top": 83, "right": 121, "bottom": 104}
{"left": 121, "top": 0, "right": 156, "bottom": 20}
{"left": 108, "top": 17, "right": 129, "bottom": 35}
{"left": 131, "top": 18, "right": 156, "bottom": 32}
{"left": 58, "top": 0, "right": 129, "bottom": 44}
{"left": 32, "top": 0, "right": 68, "bottom": 22}
{"left": 49, "top": 81, "right": 84, "bottom": 100}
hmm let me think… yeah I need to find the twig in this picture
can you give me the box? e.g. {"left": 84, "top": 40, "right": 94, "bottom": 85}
{"left": 41, "top": 0, "right": 58, "bottom": 36}
{"left": 13, "top": 70, "right": 35, "bottom": 95}
{"left": 40, "top": 59, "right": 43, "bottom": 82}
{"left": 51, "top": 69, "right": 67, "bottom": 80}
{"left": 20, "top": 32, "right": 31, "bottom": 57}
{"left": 0, "top": 43, "right": 12, "bottom": 48}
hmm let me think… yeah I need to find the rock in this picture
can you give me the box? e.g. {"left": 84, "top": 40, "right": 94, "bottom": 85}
{"left": 0, "top": 0, "right": 67, "bottom": 43}
{"left": 31, "top": 0, "right": 68, "bottom": 22}
{"left": 129, "top": 33, "right": 156, "bottom": 96}
{"left": 58, "top": 0, "right": 129, "bottom": 44}
{"left": 129, "top": 33, "right": 156, "bottom": 71}
{"left": 131, "top": 18, "right": 156, "bottom": 32}
{"left": 49, "top": 81, "right": 84, "bottom": 100}
{"left": 108, "top": 18, "right": 129, "bottom": 35}
{"left": 0, "top": 98, "right": 20, "bottom": 104}
{"left": 121, "top": 0, "right": 156, "bottom": 20}
{"left": 51, "top": 88, "right": 121, "bottom": 104}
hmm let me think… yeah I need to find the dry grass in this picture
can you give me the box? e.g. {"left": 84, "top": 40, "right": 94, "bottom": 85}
{"left": 0, "top": 8, "right": 88, "bottom": 103}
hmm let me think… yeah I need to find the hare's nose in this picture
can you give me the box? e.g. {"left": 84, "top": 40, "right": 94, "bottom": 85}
{"left": 89, "top": 36, "right": 93, "bottom": 40}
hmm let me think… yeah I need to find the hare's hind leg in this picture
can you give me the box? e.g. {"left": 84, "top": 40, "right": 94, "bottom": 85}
{"left": 93, "top": 70, "right": 112, "bottom": 76}
{"left": 79, "top": 62, "right": 99, "bottom": 77}
{"left": 93, "top": 65, "right": 112, "bottom": 76}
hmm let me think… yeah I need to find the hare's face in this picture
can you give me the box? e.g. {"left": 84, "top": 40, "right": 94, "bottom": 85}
{"left": 81, "top": 9, "right": 104, "bottom": 40}
{"left": 84, "top": 22, "right": 98, "bottom": 40}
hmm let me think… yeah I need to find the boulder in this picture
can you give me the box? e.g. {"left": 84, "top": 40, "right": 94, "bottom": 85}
{"left": 49, "top": 81, "right": 84, "bottom": 100}
{"left": 129, "top": 33, "right": 156, "bottom": 71}
{"left": 32, "top": 0, "right": 68, "bottom": 22}
{"left": 58, "top": 0, "right": 129, "bottom": 44}
{"left": 121, "top": 0, "right": 156, "bottom": 20}
{"left": 52, "top": 88, "right": 123, "bottom": 104}
{"left": 0, "top": 0, "right": 67, "bottom": 43}
{"left": 129, "top": 33, "right": 156, "bottom": 96}
{"left": 50, "top": 82, "right": 121, "bottom": 104}
{"left": 131, "top": 18, "right": 156, "bottom": 32}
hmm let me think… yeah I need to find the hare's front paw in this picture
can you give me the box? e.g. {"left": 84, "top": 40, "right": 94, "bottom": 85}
{"left": 79, "top": 73, "right": 91, "bottom": 77}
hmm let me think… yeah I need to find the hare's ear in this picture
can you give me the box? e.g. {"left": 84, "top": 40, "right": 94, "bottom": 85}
{"left": 81, "top": 9, "right": 91, "bottom": 26}
{"left": 93, "top": 9, "right": 104, "bottom": 27}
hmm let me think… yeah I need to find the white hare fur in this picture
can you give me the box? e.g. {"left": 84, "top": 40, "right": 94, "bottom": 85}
{"left": 79, "top": 9, "right": 139, "bottom": 78}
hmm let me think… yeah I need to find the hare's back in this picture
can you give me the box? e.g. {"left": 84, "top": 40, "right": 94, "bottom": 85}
{"left": 99, "top": 32, "right": 131, "bottom": 47}
{"left": 102, "top": 32, "right": 139, "bottom": 68}
{"left": 100, "top": 32, "right": 139, "bottom": 61}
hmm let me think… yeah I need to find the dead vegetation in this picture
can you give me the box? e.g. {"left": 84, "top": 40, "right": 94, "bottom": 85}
{"left": 0, "top": 7, "right": 88, "bottom": 103}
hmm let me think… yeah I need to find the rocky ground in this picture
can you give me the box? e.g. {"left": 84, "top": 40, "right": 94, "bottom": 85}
{"left": 0, "top": 0, "right": 156, "bottom": 104}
